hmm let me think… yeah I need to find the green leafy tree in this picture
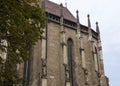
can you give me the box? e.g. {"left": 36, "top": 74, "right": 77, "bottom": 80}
{"left": 0, "top": 0, "right": 46, "bottom": 85}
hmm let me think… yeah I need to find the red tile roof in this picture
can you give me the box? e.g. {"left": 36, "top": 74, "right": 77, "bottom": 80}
{"left": 44, "top": 0, "right": 77, "bottom": 23}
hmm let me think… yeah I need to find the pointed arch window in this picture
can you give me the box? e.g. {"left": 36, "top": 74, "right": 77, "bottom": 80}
{"left": 67, "top": 39, "right": 74, "bottom": 86}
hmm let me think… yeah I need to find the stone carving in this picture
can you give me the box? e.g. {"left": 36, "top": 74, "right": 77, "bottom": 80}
{"left": 83, "top": 68, "right": 89, "bottom": 85}
{"left": 64, "top": 64, "right": 70, "bottom": 82}
{"left": 41, "top": 59, "right": 47, "bottom": 78}
{"left": 83, "top": 68, "right": 88, "bottom": 75}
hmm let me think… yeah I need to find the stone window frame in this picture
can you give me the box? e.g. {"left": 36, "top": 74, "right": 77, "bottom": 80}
{"left": 23, "top": 53, "right": 32, "bottom": 86}
{"left": 67, "top": 38, "right": 75, "bottom": 86}
{"left": 93, "top": 47, "right": 99, "bottom": 72}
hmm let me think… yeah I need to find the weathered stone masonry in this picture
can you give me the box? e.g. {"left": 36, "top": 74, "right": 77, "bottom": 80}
{"left": 16, "top": 0, "right": 109, "bottom": 86}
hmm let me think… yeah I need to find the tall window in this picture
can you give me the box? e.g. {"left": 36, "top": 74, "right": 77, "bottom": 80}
{"left": 67, "top": 39, "right": 74, "bottom": 86}
{"left": 23, "top": 61, "right": 31, "bottom": 86}
{"left": 93, "top": 47, "right": 99, "bottom": 72}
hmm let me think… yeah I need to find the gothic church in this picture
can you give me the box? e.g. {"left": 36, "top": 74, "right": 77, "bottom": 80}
{"left": 18, "top": 0, "right": 109, "bottom": 86}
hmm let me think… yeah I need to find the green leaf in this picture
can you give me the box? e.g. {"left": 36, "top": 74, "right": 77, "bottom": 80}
{"left": 0, "top": 0, "right": 46, "bottom": 85}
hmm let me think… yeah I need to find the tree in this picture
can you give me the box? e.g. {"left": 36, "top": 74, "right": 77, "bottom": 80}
{"left": 0, "top": 0, "right": 46, "bottom": 85}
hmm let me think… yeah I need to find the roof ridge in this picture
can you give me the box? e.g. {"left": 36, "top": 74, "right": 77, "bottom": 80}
{"left": 48, "top": 0, "right": 63, "bottom": 7}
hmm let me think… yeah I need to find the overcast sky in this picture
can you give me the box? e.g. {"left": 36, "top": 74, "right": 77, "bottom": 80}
{"left": 49, "top": 0, "right": 120, "bottom": 86}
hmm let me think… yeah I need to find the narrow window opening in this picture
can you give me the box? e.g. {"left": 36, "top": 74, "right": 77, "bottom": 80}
{"left": 67, "top": 39, "right": 74, "bottom": 86}
{"left": 94, "top": 47, "right": 99, "bottom": 72}
{"left": 23, "top": 61, "right": 31, "bottom": 86}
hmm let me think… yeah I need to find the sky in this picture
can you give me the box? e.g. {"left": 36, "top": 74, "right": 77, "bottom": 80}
{"left": 49, "top": 0, "right": 120, "bottom": 86}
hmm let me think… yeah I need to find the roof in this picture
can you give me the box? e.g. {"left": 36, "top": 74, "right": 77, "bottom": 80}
{"left": 44, "top": 0, "right": 77, "bottom": 23}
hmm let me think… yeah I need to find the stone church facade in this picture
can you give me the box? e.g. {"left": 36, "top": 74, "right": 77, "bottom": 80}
{"left": 17, "top": 0, "right": 109, "bottom": 86}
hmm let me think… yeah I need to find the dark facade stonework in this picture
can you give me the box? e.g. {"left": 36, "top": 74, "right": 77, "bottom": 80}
{"left": 18, "top": 0, "right": 109, "bottom": 86}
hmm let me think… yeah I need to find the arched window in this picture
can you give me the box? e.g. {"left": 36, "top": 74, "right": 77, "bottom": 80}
{"left": 67, "top": 39, "right": 74, "bottom": 86}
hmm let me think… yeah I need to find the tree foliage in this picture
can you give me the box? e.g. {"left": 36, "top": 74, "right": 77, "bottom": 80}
{"left": 0, "top": 0, "right": 46, "bottom": 85}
